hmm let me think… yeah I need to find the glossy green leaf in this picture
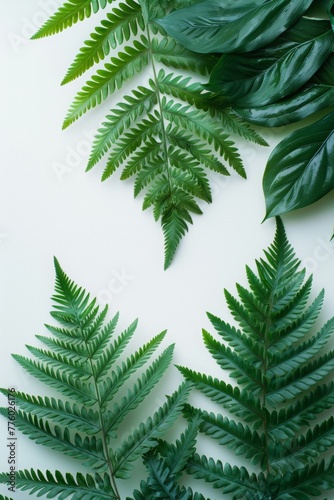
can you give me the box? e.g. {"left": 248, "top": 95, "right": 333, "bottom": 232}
{"left": 234, "top": 54, "right": 334, "bottom": 126}
{"left": 322, "top": 0, "right": 334, "bottom": 31}
{"left": 207, "top": 18, "right": 334, "bottom": 107}
{"left": 263, "top": 111, "right": 334, "bottom": 219}
{"left": 156, "top": 0, "right": 313, "bottom": 54}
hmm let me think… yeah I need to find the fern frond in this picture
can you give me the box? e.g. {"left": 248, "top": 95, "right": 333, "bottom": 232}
{"left": 129, "top": 459, "right": 189, "bottom": 500}
{"left": 202, "top": 330, "right": 262, "bottom": 392}
{"left": 88, "top": 84, "right": 157, "bottom": 170}
{"left": 133, "top": 154, "right": 165, "bottom": 197}
{"left": 157, "top": 70, "right": 207, "bottom": 107}
{"left": 31, "top": 0, "right": 117, "bottom": 39}
{"left": 98, "top": 330, "right": 167, "bottom": 407}
{"left": 220, "top": 111, "right": 269, "bottom": 146}
{"left": 270, "top": 383, "right": 334, "bottom": 439}
{"left": 25, "top": 344, "right": 92, "bottom": 379}
{"left": 129, "top": 414, "right": 201, "bottom": 500}
{"left": 187, "top": 455, "right": 263, "bottom": 498}
{"left": 102, "top": 113, "right": 161, "bottom": 179}
{"left": 0, "top": 259, "right": 186, "bottom": 498}
{"left": 63, "top": 36, "right": 150, "bottom": 129}
{"left": 271, "top": 289, "right": 324, "bottom": 349}
{"left": 178, "top": 369, "right": 262, "bottom": 424}
{"left": 160, "top": 414, "right": 202, "bottom": 479}
{"left": 92, "top": 318, "right": 138, "bottom": 378}
{"left": 270, "top": 277, "right": 314, "bottom": 332}
{"left": 268, "top": 316, "right": 334, "bottom": 377}
{"left": 178, "top": 218, "right": 334, "bottom": 496}
{"left": 162, "top": 98, "right": 246, "bottom": 177}
{"left": 207, "top": 313, "right": 262, "bottom": 363}
{"left": 161, "top": 207, "right": 189, "bottom": 271}
{"left": 277, "top": 458, "right": 334, "bottom": 498}
{"left": 152, "top": 37, "right": 217, "bottom": 76}
{"left": 105, "top": 344, "right": 174, "bottom": 433}
{"left": 166, "top": 125, "right": 230, "bottom": 175}
{"left": 0, "top": 389, "right": 100, "bottom": 435}
{"left": 0, "top": 469, "right": 117, "bottom": 499}
{"left": 112, "top": 381, "right": 191, "bottom": 478}
{"left": 0, "top": 408, "right": 106, "bottom": 470}
{"left": 137, "top": 454, "right": 188, "bottom": 500}
{"left": 62, "top": 0, "right": 145, "bottom": 84}
{"left": 197, "top": 411, "right": 265, "bottom": 465}
{"left": 268, "top": 350, "right": 334, "bottom": 405}
{"left": 12, "top": 353, "right": 97, "bottom": 405}
{"left": 272, "top": 417, "right": 334, "bottom": 471}
{"left": 31, "top": 0, "right": 267, "bottom": 267}
{"left": 89, "top": 312, "right": 121, "bottom": 356}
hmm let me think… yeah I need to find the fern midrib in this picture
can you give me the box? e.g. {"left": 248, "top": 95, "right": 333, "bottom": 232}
{"left": 146, "top": 23, "right": 175, "bottom": 209}
{"left": 86, "top": 329, "right": 121, "bottom": 500}
{"left": 72, "top": 304, "right": 120, "bottom": 500}
{"left": 262, "top": 255, "right": 285, "bottom": 477}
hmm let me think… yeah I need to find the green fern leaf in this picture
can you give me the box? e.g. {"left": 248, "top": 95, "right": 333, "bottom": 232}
{"left": 129, "top": 415, "right": 202, "bottom": 500}
{"left": 0, "top": 259, "right": 187, "bottom": 499}
{"left": 179, "top": 369, "right": 262, "bottom": 425}
{"left": 161, "top": 207, "right": 189, "bottom": 271}
{"left": 196, "top": 410, "right": 265, "bottom": 465}
{"left": 157, "top": 414, "right": 202, "bottom": 480}
{"left": 113, "top": 381, "right": 191, "bottom": 479}
{"left": 105, "top": 344, "right": 174, "bottom": 433}
{"left": 62, "top": 0, "right": 145, "bottom": 84}
{"left": 98, "top": 331, "right": 167, "bottom": 408}
{"left": 178, "top": 218, "right": 334, "bottom": 497}
{"left": 166, "top": 125, "right": 230, "bottom": 176}
{"left": 63, "top": 36, "right": 150, "bottom": 129}
{"left": 31, "top": 0, "right": 266, "bottom": 268}
{"left": 103, "top": 112, "right": 161, "bottom": 179}
{"left": 0, "top": 469, "right": 118, "bottom": 499}
{"left": 32, "top": 0, "right": 116, "bottom": 39}
{"left": 152, "top": 37, "right": 217, "bottom": 76}
{"left": 0, "top": 408, "right": 107, "bottom": 470}
{"left": 187, "top": 455, "right": 264, "bottom": 498}
{"left": 133, "top": 454, "right": 189, "bottom": 500}
{"left": 270, "top": 383, "right": 334, "bottom": 440}
{"left": 87, "top": 84, "right": 157, "bottom": 170}
{"left": 272, "top": 417, "right": 334, "bottom": 471}
{"left": 0, "top": 389, "right": 100, "bottom": 435}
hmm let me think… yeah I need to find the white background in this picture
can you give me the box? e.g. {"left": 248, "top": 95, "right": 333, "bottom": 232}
{"left": 1, "top": 1, "right": 334, "bottom": 498}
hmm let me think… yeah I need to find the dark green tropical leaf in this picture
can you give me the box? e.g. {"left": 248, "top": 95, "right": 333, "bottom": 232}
{"left": 207, "top": 18, "right": 334, "bottom": 107}
{"left": 234, "top": 53, "right": 334, "bottom": 127}
{"left": 322, "top": 0, "right": 334, "bottom": 31}
{"left": 263, "top": 111, "right": 334, "bottom": 219}
{"left": 156, "top": 0, "right": 313, "bottom": 54}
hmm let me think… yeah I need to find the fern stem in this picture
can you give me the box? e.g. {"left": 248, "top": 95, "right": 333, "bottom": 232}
{"left": 262, "top": 262, "right": 282, "bottom": 478}
{"left": 87, "top": 336, "right": 121, "bottom": 500}
{"left": 145, "top": 21, "right": 174, "bottom": 204}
